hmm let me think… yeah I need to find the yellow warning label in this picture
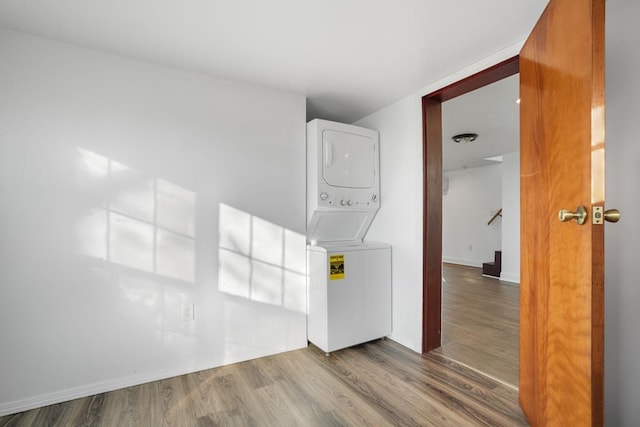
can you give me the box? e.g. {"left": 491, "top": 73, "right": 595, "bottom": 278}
{"left": 329, "top": 254, "right": 345, "bottom": 280}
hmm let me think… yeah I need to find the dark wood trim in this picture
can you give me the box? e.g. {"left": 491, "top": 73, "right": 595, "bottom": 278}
{"left": 425, "top": 57, "right": 520, "bottom": 101}
{"left": 421, "top": 55, "right": 519, "bottom": 354}
{"left": 422, "top": 97, "right": 443, "bottom": 353}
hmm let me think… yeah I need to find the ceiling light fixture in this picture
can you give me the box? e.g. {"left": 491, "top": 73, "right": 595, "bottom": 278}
{"left": 451, "top": 133, "right": 478, "bottom": 144}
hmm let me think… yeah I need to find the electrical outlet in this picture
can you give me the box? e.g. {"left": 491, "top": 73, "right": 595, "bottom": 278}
{"left": 182, "top": 303, "right": 195, "bottom": 321}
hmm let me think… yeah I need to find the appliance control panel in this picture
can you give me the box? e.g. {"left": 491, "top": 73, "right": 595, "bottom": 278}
{"left": 316, "top": 189, "right": 379, "bottom": 209}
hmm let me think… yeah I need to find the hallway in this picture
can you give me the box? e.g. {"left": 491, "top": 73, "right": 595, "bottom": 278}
{"left": 434, "top": 263, "right": 519, "bottom": 387}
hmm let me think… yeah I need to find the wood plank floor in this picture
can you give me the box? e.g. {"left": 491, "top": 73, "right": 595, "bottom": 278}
{"left": 434, "top": 263, "right": 519, "bottom": 387}
{"left": 0, "top": 339, "right": 527, "bottom": 426}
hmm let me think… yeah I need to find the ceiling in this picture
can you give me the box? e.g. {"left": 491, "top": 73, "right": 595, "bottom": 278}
{"left": 442, "top": 74, "right": 520, "bottom": 172}
{"left": 0, "top": 0, "right": 547, "bottom": 124}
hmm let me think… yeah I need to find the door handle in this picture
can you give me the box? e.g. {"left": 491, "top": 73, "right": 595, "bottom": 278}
{"left": 604, "top": 209, "right": 621, "bottom": 222}
{"left": 560, "top": 206, "right": 621, "bottom": 225}
{"left": 559, "top": 205, "right": 588, "bottom": 225}
{"left": 593, "top": 206, "right": 621, "bottom": 224}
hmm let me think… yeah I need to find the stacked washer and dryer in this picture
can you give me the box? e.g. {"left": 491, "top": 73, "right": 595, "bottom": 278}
{"left": 306, "top": 119, "right": 392, "bottom": 355}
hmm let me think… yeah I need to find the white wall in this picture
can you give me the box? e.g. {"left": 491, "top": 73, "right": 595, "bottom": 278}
{"left": 442, "top": 165, "right": 502, "bottom": 267}
{"left": 500, "top": 151, "right": 520, "bottom": 283}
{"left": 354, "top": 95, "right": 424, "bottom": 352}
{"left": 0, "top": 29, "right": 307, "bottom": 415}
{"left": 604, "top": 1, "right": 640, "bottom": 425}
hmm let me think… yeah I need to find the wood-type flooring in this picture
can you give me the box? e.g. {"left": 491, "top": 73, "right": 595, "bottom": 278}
{"left": 0, "top": 338, "right": 526, "bottom": 426}
{"left": 435, "top": 263, "right": 520, "bottom": 387}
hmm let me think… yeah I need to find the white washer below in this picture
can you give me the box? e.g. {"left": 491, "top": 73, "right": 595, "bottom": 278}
{"left": 307, "top": 241, "right": 391, "bottom": 354}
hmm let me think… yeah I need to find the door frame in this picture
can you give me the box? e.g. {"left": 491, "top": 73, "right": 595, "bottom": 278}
{"left": 422, "top": 56, "right": 520, "bottom": 353}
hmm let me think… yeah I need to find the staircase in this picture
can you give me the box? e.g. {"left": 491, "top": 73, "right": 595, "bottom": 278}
{"left": 482, "top": 250, "right": 502, "bottom": 278}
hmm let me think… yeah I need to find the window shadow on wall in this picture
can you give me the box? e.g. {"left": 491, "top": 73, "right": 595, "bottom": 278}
{"left": 218, "top": 203, "right": 306, "bottom": 314}
{"left": 75, "top": 148, "right": 196, "bottom": 284}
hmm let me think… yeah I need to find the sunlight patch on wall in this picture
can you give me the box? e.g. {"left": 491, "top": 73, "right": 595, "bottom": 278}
{"left": 110, "top": 162, "right": 154, "bottom": 222}
{"left": 75, "top": 148, "right": 196, "bottom": 283}
{"left": 76, "top": 208, "right": 108, "bottom": 260}
{"left": 218, "top": 203, "right": 306, "bottom": 313}
{"left": 110, "top": 212, "right": 154, "bottom": 272}
{"left": 157, "top": 179, "right": 196, "bottom": 237}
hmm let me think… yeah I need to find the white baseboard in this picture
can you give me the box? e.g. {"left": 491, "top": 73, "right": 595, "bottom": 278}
{"left": 442, "top": 257, "right": 482, "bottom": 268}
{"left": 387, "top": 333, "right": 421, "bottom": 354}
{"left": 0, "top": 345, "right": 307, "bottom": 417}
{"left": 500, "top": 271, "right": 520, "bottom": 284}
{"left": 0, "top": 363, "right": 214, "bottom": 417}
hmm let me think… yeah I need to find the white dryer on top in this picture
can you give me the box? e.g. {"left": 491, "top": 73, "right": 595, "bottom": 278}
{"left": 306, "top": 119, "right": 380, "bottom": 244}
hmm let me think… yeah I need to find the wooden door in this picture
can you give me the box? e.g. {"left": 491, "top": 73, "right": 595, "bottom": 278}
{"left": 519, "top": 0, "right": 605, "bottom": 425}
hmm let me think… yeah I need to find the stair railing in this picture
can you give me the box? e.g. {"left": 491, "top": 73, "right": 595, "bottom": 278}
{"left": 487, "top": 208, "right": 502, "bottom": 225}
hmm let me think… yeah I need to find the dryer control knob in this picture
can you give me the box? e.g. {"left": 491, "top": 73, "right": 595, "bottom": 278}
{"left": 320, "top": 192, "right": 329, "bottom": 200}
{"left": 340, "top": 199, "right": 346, "bottom": 206}
{"left": 347, "top": 200, "right": 352, "bottom": 206}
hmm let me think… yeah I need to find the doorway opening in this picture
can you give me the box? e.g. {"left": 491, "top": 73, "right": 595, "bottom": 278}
{"left": 422, "top": 56, "right": 520, "bottom": 384}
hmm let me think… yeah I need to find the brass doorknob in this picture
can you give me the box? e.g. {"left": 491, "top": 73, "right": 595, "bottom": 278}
{"left": 559, "top": 206, "right": 588, "bottom": 225}
{"left": 604, "top": 209, "right": 621, "bottom": 223}
{"left": 593, "top": 206, "right": 621, "bottom": 224}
